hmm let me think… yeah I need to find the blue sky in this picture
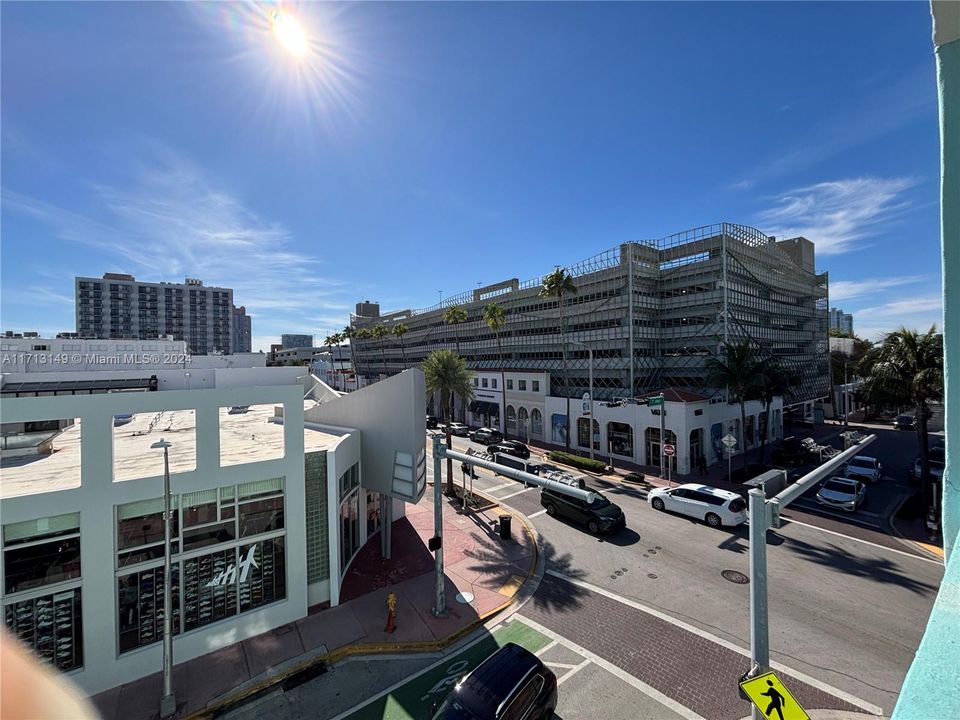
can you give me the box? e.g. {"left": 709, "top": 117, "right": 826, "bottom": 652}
{"left": 1, "top": 2, "right": 942, "bottom": 350}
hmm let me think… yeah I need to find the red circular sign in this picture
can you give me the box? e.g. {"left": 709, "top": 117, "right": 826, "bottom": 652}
{"left": 663, "top": 444, "right": 676, "bottom": 456}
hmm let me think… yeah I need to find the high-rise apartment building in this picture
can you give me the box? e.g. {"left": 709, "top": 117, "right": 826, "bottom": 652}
{"left": 232, "top": 305, "right": 252, "bottom": 353}
{"left": 281, "top": 334, "right": 314, "bottom": 349}
{"left": 75, "top": 274, "right": 233, "bottom": 355}
{"left": 829, "top": 307, "right": 854, "bottom": 336}
{"left": 351, "top": 223, "right": 830, "bottom": 407}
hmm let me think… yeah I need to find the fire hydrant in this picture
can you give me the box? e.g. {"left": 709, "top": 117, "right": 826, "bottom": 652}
{"left": 385, "top": 592, "right": 398, "bottom": 634}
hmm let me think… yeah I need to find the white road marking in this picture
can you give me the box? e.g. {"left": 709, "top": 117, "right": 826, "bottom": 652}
{"left": 513, "top": 614, "right": 707, "bottom": 720}
{"left": 534, "top": 639, "right": 558, "bottom": 656}
{"left": 545, "top": 570, "right": 885, "bottom": 716}
{"left": 556, "top": 658, "right": 592, "bottom": 686}
{"left": 484, "top": 481, "right": 519, "bottom": 493}
{"left": 780, "top": 517, "right": 942, "bottom": 566}
{"left": 498, "top": 486, "right": 535, "bottom": 500}
{"left": 528, "top": 509, "right": 548, "bottom": 519}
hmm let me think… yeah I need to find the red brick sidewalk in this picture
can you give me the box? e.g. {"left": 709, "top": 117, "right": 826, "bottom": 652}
{"left": 91, "top": 500, "right": 535, "bottom": 720}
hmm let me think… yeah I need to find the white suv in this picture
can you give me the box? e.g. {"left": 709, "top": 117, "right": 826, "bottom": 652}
{"left": 647, "top": 484, "right": 747, "bottom": 528}
{"left": 844, "top": 455, "right": 883, "bottom": 483}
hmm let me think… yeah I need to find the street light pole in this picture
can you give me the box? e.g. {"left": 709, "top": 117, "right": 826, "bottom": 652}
{"left": 659, "top": 392, "right": 666, "bottom": 480}
{"left": 151, "top": 438, "right": 175, "bottom": 719}
{"left": 431, "top": 434, "right": 447, "bottom": 617}
{"left": 568, "top": 340, "right": 595, "bottom": 459}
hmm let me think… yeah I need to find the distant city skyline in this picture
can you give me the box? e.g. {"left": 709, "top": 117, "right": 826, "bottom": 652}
{"left": 1, "top": 2, "right": 943, "bottom": 351}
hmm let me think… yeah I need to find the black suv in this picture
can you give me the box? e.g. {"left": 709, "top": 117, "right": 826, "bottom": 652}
{"left": 487, "top": 440, "right": 530, "bottom": 460}
{"left": 770, "top": 436, "right": 810, "bottom": 466}
{"left": 432, "top": 643, "right": 557, "bottom": 720}
{"left": 540, "top": 487, "right": 625, "bottom": 534}
{"left": 471, "top": 427, "right": 503, "bottom": 444}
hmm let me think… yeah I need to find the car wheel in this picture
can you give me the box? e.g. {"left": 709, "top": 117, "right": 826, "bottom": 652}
{"left": 587, "top": 520, "right": 600, "bottom": 534}
{"left": 545, "top": 503, "right": 557, "bottom": 516}
{"left": 705, "top": 512, "right": 722, "bottom": 528}
{"left": 651, "top": 498, "right": 665, "bottom": 511}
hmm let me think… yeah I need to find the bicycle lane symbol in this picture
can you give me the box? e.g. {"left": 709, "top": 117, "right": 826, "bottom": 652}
{"left": 419, "top": 659, "right": 472, "bottom": 702}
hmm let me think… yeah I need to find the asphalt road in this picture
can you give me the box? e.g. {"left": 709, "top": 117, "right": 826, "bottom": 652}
{"left": 429, "top": 432, "right": 943, "bottom": 714}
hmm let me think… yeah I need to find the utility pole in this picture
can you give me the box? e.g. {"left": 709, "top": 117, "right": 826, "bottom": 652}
{"left": 431, "top": 434, "right": 447, "bottom": 617}
{"left": 151, "top": 438, "right": 176, "bottom": 719}
{"left": 659, "top": 392, "right": 666, "bottom": 479}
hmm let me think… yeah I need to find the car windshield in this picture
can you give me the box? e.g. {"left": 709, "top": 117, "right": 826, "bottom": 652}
{"left": 432, "top": 696, "right": 479, "bottom": 720}
{"left": 589, "top": 495, "right": 610, "bottom": 509}
{"left": 824, "top": 479, "right": 854, "bottom": 493}
{"left": 849, "top": 458, "right": 873, "bottom": 468}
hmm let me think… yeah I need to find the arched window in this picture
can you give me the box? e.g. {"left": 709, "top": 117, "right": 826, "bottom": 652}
{"left": 518, "top": 407, "right": 529, "bottom": 440}
{"left": 607, "top": 422, "right": 633, "bottom": 457}
{"left": 530, "top": 409, "right": 543, "bottom": 436}
{"left": 506, "top": 405, "right": 517, "bottom": 433}
{"left": 577, "top": 418, "right": 599, "bottom": 450}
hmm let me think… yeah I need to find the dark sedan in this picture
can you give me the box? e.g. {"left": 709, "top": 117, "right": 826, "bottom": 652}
{"left": 487, "top": 441, "right": 530, "bottom": 460}
{"left": 893, "top": 414, "right": 916, "bottom": 430}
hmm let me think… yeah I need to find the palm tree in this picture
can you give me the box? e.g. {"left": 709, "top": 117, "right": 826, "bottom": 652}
{"left": 705, "top": 341, "right": 763, "bottom": 474}
{"left": 539, "top": 267, "right": 578, "bottom": 450}
{"left": 371, "top": 324, "right": 389, "bottom": 373}
{"left": 393, "top": 323, "right": 409, "bottom": 369}
{"left": 423, "top": 350, "right": 475, "bottom": 495}
{"left": 353, "top": 327, "right": 371, "bottom": 374}
{"left": 483, "top": 303, "right": 508, "bottom": 436}
{"left": 443, "top": 305, "right": 468, "bottom": 356}
{"left": 859, "top": 327, "right": 944, "bottom": 512}
{"left": 755, "top": 358, "right": 798, "bottom": 466}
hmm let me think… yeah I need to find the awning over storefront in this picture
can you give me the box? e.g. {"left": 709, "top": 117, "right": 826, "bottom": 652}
{"left": 469, "top": 400, "right": 499, "bottom": 416}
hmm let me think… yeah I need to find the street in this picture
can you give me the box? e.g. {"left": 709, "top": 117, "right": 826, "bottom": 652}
{"left": 226, "top": 430, "right": 943, "bottom": 720}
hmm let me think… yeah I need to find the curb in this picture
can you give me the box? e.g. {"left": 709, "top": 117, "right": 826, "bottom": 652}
{"left": 188, "top": 505, "right": 541, "bottom": 720}
{"left": 887, "top": 494, "right": 945, "bottom": 561}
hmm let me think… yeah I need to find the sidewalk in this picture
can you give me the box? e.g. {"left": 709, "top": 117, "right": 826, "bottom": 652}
{"left": 91, "top": 500, "right": 536, "bottom": 720}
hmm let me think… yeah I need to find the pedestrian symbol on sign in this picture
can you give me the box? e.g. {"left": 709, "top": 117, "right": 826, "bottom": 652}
{"left": 739, "top": 671, "right": 809, "bottom": 720}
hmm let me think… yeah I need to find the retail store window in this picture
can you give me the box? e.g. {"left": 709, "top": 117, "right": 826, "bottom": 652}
{"left": 3, "top": 513, "right": 81, "bottom": 594}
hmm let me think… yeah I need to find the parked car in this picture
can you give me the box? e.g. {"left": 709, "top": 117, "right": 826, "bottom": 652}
{"left": 647, "top": 484, "right": 747, "bottom": 528}
{"left": 446, "top": 422, "right": 469, "bottom": 437}
{"left": 893, "top": 414, "right": 916, "bottom": 430}
{"left": 470, "top": 427, "right": 503, "bottom": 444}
{"left": 816, "top": 476, "right": 866, "bottom": 512}
{"left": 426, "top": 415, "right": 439, "bottom": 429}
{"left": 487, "top": 441, "right": 530, "bottom": 460}
{"left": 540, "top": 487, "right": 625, "bottom": 534}
{"left": 843, "top": 455, "right": 883, "bottom": 483}
{"left": 770, "top": 436, "right": 810, "bottom": 466}
{"left": 227, "top": 405, "right": 250, "bottom": 414}
{"left": 431, "top": 642, "right": 557, "bottom": 720}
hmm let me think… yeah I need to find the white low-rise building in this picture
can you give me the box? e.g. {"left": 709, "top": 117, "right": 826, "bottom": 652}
{"left": 0, "top": 366, "right": 426, "bottom": 696}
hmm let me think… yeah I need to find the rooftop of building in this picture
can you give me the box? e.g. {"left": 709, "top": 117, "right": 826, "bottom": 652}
{"left": 0, "top": 401, "right": 342, "bottom": 499}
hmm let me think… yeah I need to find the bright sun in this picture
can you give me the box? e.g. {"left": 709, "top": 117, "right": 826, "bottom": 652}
{"left": 271, "top": 10, "right": 308, "bottom": 57}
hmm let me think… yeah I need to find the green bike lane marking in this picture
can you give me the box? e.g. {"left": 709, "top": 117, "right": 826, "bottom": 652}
{"left": 343, "top": 620, "right": 552, "bottom": 720}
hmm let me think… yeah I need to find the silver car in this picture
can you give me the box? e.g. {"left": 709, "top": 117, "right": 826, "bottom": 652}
{"left": 816, "top": 477, "right": 866, "bottom": 512}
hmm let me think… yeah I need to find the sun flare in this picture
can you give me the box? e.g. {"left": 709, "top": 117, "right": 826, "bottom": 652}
{"left": 271, "top": 10, "right": 308, "bottom": 57}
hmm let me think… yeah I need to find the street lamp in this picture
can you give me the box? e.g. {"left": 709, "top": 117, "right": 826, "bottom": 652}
{"left": 184, "top": 371, "right": 191, "bottom": 391}
{"left": 151, "top": 438, "right": 175, "bottom": 719}
{"left": 567, "top": 339, "right": 595, "bottom": 460}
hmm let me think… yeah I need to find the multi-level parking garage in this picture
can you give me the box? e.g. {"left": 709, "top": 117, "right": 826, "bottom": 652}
{"left": 351, "top": 223, "right": 830, "bottom": 407}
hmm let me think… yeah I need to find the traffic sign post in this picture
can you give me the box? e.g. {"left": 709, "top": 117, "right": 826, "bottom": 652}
{"left": 663, "top": 443, "right": 675, "bottom": 486}
{"left": 722, "top": 433, "right": 737, "bottom": 483}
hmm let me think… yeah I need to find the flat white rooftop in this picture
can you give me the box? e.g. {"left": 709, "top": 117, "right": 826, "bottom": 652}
{"left": 1, "top": 403, "right": 341, "bottom": 499}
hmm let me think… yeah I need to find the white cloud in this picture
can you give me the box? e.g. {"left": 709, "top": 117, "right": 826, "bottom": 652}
{"left": 2, "top": 144, "right": 355, "bottom": 340}
{"left": 756, "top": 176, "right": 916, "bottom": 255}
{"left": 829, "top": 275, "right": 926, "bottom": 302}
{"left": 852, "top": 294, "right": 942, "bottom": 342}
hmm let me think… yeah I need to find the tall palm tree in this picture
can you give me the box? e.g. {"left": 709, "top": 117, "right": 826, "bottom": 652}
{"left": 705, "top": 341, "right": 763, "bottom": 474}
{"left": 755, "top": 358, "right": 798, "bottom": 466}
{"left": 393, "top": 323, "right": 409, "bottom": 369}
{"left": 443, "top": 305, "right": 468, "bottom": 356}
{"left": 483, "top": 303, "right": 508, "bottom": 437}
{"left": 539, "top": 267, "right": 578, "bottom": 450}
{"left": 423, "top": 350, "right": 475, "bottom": 495}
{"left": 859, "top": 327, "right": 944, "bottom": 512}
{"left": 371, "top": 324, "right": 389, "bottom": 373}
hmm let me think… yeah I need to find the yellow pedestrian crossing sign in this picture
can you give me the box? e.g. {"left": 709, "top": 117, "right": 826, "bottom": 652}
{"left": 739, "top": 671, "right": 810, "bottom": 720}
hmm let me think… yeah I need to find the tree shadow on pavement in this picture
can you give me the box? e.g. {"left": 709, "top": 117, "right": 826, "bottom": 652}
{"left": 465, "top": 535, "right": 588, "bottom": 613}
{"left": 780, "top": 535, "right": 939, "bottom": 595}
{"left": 717, "top": 526, "right": 785, "bottom": 555}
